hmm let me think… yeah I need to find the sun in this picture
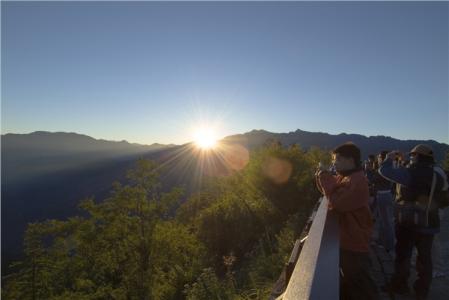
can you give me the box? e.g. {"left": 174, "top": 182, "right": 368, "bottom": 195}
{"left": 194, "top": 128, "right": 218, "bottom": 149}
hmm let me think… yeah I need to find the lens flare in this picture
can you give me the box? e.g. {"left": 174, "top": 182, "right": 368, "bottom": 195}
{"left": 262, "top": 157, "right": 292, "bottom": 185}
{"left": 222, "top": 144, "right": 249, "bottom": 171}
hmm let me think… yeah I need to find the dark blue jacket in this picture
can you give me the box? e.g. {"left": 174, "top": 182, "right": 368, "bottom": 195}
{"left": 379, "top": 158, "right": 445, "bottom": 234}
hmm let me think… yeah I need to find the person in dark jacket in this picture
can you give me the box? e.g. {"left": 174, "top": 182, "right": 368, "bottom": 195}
{"left": 365, "top": 155, "right": 377, "bottom": 213}
{"left": 373, "top": 151, "right": 395, "bottom": 251}
{"left": 379, "top": 144, "right": 445, "bottom": 300}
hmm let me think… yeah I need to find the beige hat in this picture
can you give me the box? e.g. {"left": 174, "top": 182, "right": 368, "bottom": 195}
{"left": 409, "top": 144, "right": 434, "bottom": 157}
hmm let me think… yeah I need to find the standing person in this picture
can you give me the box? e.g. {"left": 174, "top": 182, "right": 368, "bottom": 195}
{"left": 365, "top": 156, "right": 377, "bottom": 213}
{"left": 379, "top": 144, "right": 446, "bottom": 300}
{"left": 366, "top": 155, "right": 377, "bottom": 179}
{"left": 316, "top": 142, "right": 379, "bottom": 300}
{"left": 431, "top": 165, "right": 449, "bottom": 278}
{"left": 373, "top": 151, "right": 395, "bottom": 252}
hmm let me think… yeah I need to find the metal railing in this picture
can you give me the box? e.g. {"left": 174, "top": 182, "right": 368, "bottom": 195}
{"left": 276, "top": 197, "right": 340, "bottom": 300}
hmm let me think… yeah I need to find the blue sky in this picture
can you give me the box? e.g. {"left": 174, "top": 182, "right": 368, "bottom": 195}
{"left": 2, "top": 1, "right": 448, "bottom": 145}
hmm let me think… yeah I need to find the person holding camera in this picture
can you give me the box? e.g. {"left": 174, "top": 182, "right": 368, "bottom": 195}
{"left": 379, "top": 144, "right": 446, "bottom": 300}
{"left": 316, "top": 142, "right": 379, "bottom": 300}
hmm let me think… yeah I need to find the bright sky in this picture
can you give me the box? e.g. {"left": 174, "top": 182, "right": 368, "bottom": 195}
{"left": 2, "top": 1, "right": 448, "bottom": 145}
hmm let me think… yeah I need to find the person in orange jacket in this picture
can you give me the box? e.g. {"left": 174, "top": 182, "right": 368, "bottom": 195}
{"left": 316, "top": 142, "right": 379, "bottom": 300}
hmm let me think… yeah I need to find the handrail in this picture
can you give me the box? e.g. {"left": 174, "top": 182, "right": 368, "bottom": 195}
{"left": 281, "top": 197, "right": 339, "bottom": 300}
{"left": 285, "top": 236, "right": 306, "bottom": 284}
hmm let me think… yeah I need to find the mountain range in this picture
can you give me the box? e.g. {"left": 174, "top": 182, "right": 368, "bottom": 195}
{"left": 224, "top": 129, "right": 449, "bottom": 162}
{"left": 2, "top": 129, "right": 448, "bottom": 273}
{"left": 2, "top": 131, "right": 172, "bottom": 185}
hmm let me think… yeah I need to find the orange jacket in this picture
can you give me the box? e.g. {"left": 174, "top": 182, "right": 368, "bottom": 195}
{"left": 317, "top": 170, "right": 373, "bottom": 253}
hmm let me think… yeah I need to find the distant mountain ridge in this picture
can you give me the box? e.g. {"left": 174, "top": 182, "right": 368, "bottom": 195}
{"left": 2, "top": 131, "right": 174, "bottom": 185}
{"left": 2, "top": 131, "right": 170, "bottom": 154}
{"left": 224, "top": 129, "right": 449, "bottom": 163}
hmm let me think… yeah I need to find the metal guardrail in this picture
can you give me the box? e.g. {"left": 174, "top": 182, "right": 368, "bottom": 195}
{"left": 280, "top": 197, "right": 340, "bottom": 300}
{"left": 285, "top": 236, "right": 307, "bottom": 285}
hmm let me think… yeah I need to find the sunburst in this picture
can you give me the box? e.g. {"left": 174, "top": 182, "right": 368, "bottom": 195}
{"left": 193, "top": 127, "right": 218, "bottom": 149}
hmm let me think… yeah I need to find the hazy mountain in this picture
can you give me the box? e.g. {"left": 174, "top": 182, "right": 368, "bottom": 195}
{"left": 224, "top": 129, "right": 449, "bottom": 163}
{"left": 2, "top": 131, "right": 172, "bottom": 185}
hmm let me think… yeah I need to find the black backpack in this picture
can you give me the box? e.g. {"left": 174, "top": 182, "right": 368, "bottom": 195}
{"left": 434, "top": 169, "right": 449, "bottom": 208}
{"left": 395, "top": 169, "right": 446, "bottom": 228}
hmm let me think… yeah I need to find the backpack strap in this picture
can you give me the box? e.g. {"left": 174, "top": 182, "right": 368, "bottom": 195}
{"left": 425, "top": 172, "right": 437, "bottom": 226}
{"left": 433, "top": 166, "right": 448, "bottom": 190}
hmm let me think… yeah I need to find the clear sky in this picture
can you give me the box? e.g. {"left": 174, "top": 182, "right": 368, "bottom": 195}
{"left": 2, "top": 1, "right": 448, "bottom": 145}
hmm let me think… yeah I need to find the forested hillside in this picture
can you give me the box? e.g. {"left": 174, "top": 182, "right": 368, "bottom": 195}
{"left": 2, "top": 143, "right": 329, "bottom": 299}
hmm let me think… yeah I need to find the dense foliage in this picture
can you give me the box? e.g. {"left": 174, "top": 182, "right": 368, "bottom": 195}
{"left": 3, "top": 144, "right": 330, "bottom": 299}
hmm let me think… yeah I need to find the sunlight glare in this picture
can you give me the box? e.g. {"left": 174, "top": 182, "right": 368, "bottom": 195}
{"left": 194, "top": 128, "right": 218, "bottom": 149}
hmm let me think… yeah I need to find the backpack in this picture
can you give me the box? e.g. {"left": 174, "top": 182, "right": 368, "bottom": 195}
{"left": 433, "top": 167, "right": 449, "bottom": 208}
{"left": 395, "top": 171, "right": 437, "bottom": 228}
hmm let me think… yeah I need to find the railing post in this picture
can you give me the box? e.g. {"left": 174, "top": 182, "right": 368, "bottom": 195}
{"left": 282, "top": 197, "right": 340, "bottom": 300}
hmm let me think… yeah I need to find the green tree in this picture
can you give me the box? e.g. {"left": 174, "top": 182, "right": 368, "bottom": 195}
{"left": 4, "top": 144, "right": 327, "bottom": 299}
{"left": 178, "top": 143, "right": 327, "bottom": 297}
{"left": 3, "top": 159, "right": 205, "bottom": 300}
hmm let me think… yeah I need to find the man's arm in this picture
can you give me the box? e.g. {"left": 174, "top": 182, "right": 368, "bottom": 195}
{"left": 317, "top": 172, "right": 367, "bottom": 212}
{"left": 378, "top": 155, "right": 411, "bottom": 186}
{"left": 317, "top": 172, "right": 338, "bottom": 197}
